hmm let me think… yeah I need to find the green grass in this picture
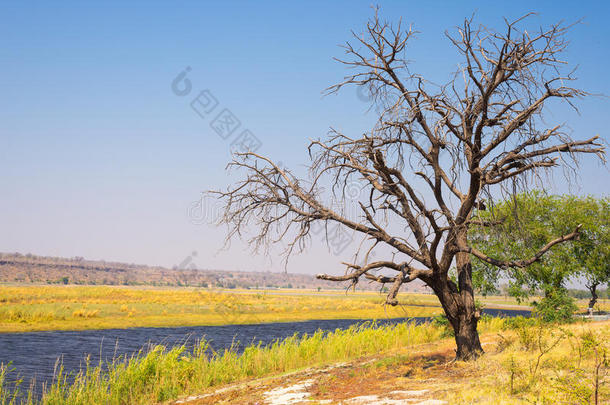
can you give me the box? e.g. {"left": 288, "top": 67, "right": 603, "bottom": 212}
{"left": 1, "top": 320, "right": 450, "bottom": 404}
{"left": 2, "top": 317, "right": 603, "bottom": 404}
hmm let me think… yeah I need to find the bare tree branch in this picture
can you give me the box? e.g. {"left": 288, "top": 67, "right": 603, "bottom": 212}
{"left": 212, "top": 10, "right": 605, "bottom": 360}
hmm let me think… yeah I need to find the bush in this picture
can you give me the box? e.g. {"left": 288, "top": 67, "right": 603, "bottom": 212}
{"left": 532, "top": 289, "right": 578, "bottom": 323}
{"left": 502, "top": 316, "right": 537, "bottom": 330}
{"left": 431, "top": 314, "right": 453, "bottom": 337}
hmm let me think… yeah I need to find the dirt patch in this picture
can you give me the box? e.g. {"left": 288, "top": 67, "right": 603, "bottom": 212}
{"left": 171, "top": 342, "right": 458, "bottom": 404}
{"left": 308, "top": 346, "right": 456, "bottom": 404}
{"left": 169, "top": 321, "right": 610, "bottom": 404}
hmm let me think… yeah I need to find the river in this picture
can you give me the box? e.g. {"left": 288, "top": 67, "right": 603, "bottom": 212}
{"left": 0, "top": 308, "right": 529, "bottom": 397}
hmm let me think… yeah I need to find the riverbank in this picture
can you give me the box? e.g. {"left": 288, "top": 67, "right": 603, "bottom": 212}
{"left": 0, "top": 309, "right": 529, "bottom": 398}
{"left": 0, "top": 286, "right": 532, "bottom": 333}
{"left": 0, "top": 317, "right": 449, "bottom": 404}
{"left": 1, "top": 317, "right": 607, "bottom": 404}
{"left": 176, "top": 319, "right": 609, "bottom": 405}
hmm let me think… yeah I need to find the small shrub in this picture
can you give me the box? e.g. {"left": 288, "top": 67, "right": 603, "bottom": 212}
{"left": 532, "top": 289, "right": 578, "bottom": 323}
{"left": 502, "top": 316, "right": 537, "bottom": 330}
{"left": 72, "top": 309, "right": 99, "bottom": 318}
{"left": 0, "top": 309, "right": 56, "bottom": 324}
{"left": 503, "top": 354, "right": 525, "bottom": 394}
{"left": 516, "top": 324, "right": 538, "bottom": 351}
{"left": 496, "top": 333, "right": 516, "bottom": 352}
{"left": 431, "top": 314, "right": 453, "bottom": 338}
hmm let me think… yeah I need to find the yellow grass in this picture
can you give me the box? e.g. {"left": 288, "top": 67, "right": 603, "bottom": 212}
{"left": 0, "top": 319, "right": 450, "bottom": 404}
{"left": 0, "top": 286, "right": 452, "bottom": 333}
{"left": 1, "top": 318, "right": 599, "bottom": 404}
{"left": 441, "top": 321, "right": 610, "bottom": 403}
{"left": 308, "top": 320, "right": 610, "bottom": 405}
{"left": 184, "top": 320, "right": 609, "bottom": 405}
{"left": 0, "top": 285, "right": 543, "bottom": 333}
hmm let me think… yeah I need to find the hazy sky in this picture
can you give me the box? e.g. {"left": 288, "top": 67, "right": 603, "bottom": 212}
{"left": 1, "top": 1, "right": 609, "bottom": 274}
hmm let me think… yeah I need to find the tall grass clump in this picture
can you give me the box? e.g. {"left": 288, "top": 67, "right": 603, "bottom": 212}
{"left": 0, "top": 364, "right": 33, "bottom": 405}
{"left": 1, "top": 320, "right": 446, "bottom": 404}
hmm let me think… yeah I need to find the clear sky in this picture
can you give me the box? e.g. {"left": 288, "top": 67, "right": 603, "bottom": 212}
{"left": 1, "top": 1, "right": 608, "bottom": 274}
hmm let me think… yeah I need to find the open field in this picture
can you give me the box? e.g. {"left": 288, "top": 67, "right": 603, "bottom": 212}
{"left": 1, "top": 317, "right": 607, "bottom": 404}
{"left": 0, "top": 285, "right": 538, "bottom": 333}
{"left": 1, "top": 285, "right": 604, "bottom": 334}
{"left": 0, "top": 285, "right": 445, "bottom": 333}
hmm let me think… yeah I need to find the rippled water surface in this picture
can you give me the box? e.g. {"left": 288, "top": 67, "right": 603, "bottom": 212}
{"left": 0, "top": 308, "right": 529, "bottom": 395}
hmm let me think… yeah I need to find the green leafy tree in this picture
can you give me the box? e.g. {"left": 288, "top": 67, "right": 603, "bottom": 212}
{"left": 574, "top": 198, "right": 610, "bottom": 310}
{"left": 470, "top": 192, "right": 610, "bottom": 313}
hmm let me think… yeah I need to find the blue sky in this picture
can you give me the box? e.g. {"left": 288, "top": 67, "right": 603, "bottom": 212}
{"left": 1, "top": 1, "right": 608, "bottom": 274}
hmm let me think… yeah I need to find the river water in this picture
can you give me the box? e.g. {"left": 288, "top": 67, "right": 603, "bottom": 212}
{"left": 0, "top": 308, "right": 529, "bottom": 396}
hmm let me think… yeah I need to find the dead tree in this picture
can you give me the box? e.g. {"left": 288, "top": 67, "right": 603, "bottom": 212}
{"left": 587, "top": 282, "right": 599, "bottom": 312}
{"left": 212, "top": 12, "right": 605, "bottom": 360}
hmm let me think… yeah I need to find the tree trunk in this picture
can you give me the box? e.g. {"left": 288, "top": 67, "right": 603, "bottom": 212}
{"left": 433, "top": 286, "right": 483, "bottom": 359}
{"left": 436, "top": 228, "right": 484, "bottom": 360}
{"left": 588, "top": 283, "right": 598, "bottom": 312}
{"left": 453, "top": 312, "right": 483, "bottom": 360}
{"left": 434, "top": 286, "right": 483, "bottom": 360}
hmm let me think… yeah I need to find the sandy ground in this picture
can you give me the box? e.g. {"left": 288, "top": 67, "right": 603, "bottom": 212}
{"left": 169, "top": 321, "right": 609, "bottom": 405}
{"left": 169, "top": 338, "right": 475, "bottom": 405}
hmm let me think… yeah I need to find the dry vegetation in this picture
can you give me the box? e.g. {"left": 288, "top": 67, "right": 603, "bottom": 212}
{"left": 2, "top": 284, "right": 604, "bottom": 334}
{"left": 2, "top": 318, "right": 606, "bottom": 404}
{"left": 172, "top": 320, "right": 610, "bottom": 405}
{"left": 0, "top": 286, "right": 448, "bottom": 333}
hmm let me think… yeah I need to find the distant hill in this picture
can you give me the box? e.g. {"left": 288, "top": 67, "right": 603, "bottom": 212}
{"left": 0, "top": 252, "right": 429, "bottom": 292}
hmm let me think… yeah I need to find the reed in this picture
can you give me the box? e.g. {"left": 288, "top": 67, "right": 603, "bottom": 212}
{"left": 4, "top": 317, "right": 601, "bottom": 404}
{"left": 2, "top": 320, "right": 447, "bottom": 404}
